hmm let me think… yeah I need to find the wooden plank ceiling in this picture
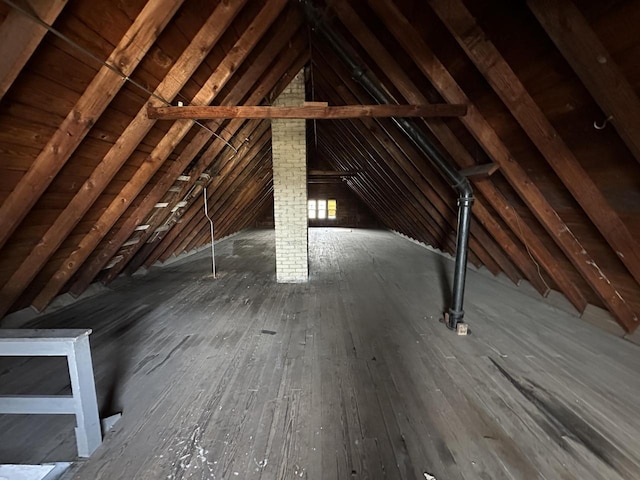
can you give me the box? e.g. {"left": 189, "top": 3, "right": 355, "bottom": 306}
{"left": 0, "top": 0, "right": 639, "bottom": 336}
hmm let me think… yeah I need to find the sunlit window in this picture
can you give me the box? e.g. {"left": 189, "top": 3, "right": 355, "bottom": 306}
{"left": 308, "top": 200, "right": 317, "bottom": 219}
{"left": 318, "top": 200, "right": 327, "bottom": 219}
{"left": 328, "top": 199, "right": 337, "bottom": 219}
{"left": 309, "top": 199, "right": 337, "bottom": 220}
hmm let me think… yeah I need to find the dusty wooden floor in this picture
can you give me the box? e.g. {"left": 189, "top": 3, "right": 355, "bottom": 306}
{"left": 1, "top": 228, "right": 639, "bottom": 479}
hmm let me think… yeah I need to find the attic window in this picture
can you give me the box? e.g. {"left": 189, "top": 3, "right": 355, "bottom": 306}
{"left": 308, "top": 200, "right": 317, "bottom": 219}
{"left": 328, "top": 199, "right": 337, "bottom": 219}
{"left": 308, "top": 199, "right": 337, "bottom": 220}
{"left": 317, "top": 200, "right": 327, "bottom": 219}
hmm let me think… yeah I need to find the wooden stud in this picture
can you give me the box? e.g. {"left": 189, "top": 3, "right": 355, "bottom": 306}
{"left": 528, "top": 0, "right": 640, "bottom": 165}
{"left": 0, "top": 0, "right": 183, "bottom": 251}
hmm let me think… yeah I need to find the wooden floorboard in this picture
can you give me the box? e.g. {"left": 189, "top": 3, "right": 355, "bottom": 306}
{"left": 1, "top": 227, "right": 639, "bottom": 479}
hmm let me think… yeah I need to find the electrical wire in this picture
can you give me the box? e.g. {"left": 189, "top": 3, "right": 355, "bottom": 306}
{"left": 203, "top": 187, "right": 216, "bottom": 278}
{"left": 515, "top": 212, "right": 551, "bottom": 293}
{"left": 2, "top": 0, "right": 238, "bottom": 153}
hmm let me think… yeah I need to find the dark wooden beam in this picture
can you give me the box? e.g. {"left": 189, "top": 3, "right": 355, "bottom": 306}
{"left": 69, "top": 20, "right": 307, "bottom": 294}
{"left": 24, "top": 0, "right": 284, "bottom": 314}
{"left": 528, "top": 0, "right": 640, "bottom": 165}
{"left": 367, "top": 0, "right": 588, "bottom": 311}
{"left": 147, "top": 103, "right": 467, "bottom": 120}
{"left": 429, "top": 0, "right": 640, "bottom": 330}
{"left": 0, "top": 0, "right": 184, "bottom": 252}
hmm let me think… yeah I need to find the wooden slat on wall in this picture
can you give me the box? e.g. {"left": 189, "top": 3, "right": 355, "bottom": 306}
{"left": 28, "top": 0, "right": 287, "bottom": 312}
{"left": 428, "top": 0, "right": 639, "bottom": 331}
{"left": 0, "top": 0, "right": 182, "bottom": 251}
{"left": 0, "top": 0, "right": 68, "bottom": 100}
{"left": 527, "top": 0, "right": 640, "bottom": 166}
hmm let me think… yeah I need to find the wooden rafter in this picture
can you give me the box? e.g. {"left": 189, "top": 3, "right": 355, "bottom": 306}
{"left": 328, "top": 2, "right": 558, "bottom": 294}
{"left": 112, "top": 55, "right": 308, "bottom": 280}
{"left": 308, "top": 170, "right": 359, "bottom": 177}
{"left": 317, "top": 58, "right": 527, "bottom": 287}
{"left": 107, "top": 121, "right": 271, "bottom": 282}
{"left": 429, "top": 0, "right": 640, "bottom": 291}
{"left": 27, "top": 0, "right": 287, "bottom": 312}
{"left": 0, "top": 0, "right": 248, "bottom": 315}
{"left": 0, "top": 0, "right": 68, "bottom": 100}
{"left": 158, "top": 142, "right": 272, "bottom": 263}
{"left": 422, "top": 0, "right": 638, "bottom": 331}
{"left": 0, "top": 0, "right": 182, "bottom": 251}
{"left": 139, "top": 54, "right": 309, "bottom": 270}
{"left": 367, "top": 0, "right": 592, "bottom": 313}
{"left": 528, "top": 0, "right": 640, "bottom": 165}
{"left": 69, "top": 20, "right": 306, "bottom": 295}
{"left": 146, "top": 103, "right": 467, "bottom": 120}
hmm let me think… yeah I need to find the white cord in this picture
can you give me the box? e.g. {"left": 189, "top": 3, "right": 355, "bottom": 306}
{"left": 203, "top": 187, "right": 216, "bottom": 278}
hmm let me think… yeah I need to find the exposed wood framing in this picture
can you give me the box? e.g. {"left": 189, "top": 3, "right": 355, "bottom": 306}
{"left": 367, "top": 0, "right": 595, "bottom": 314}
{"left": 146, "top": 103, "right": 468, "bottom": 120}
{"left": 0, "top": 0, "right": 68, "bottom": 100}
{"left": 308, "top": 170, "right": 359, "bottom": 177}
{"left": 429, "top": 0, "right": 640, "bottom": 292}
{"left": 0, "top": 0, "right": 248, "bottom": 314}
{"left": 27, "top": 0, "right": 288, "bottom": 312}
{"left": 0, "top": 0, "right": 182, "bottom": 251}
{"left": 328, "top": 2, "right": 559, "bottom": 295}
{"left": 317, "top": 56, "right": 527, "bottom": 287}
{"left": 82, "top": 38, "right": 309, "bottom": 288}
{"left": 528, "top": 0, "right": 640, "bottom": 165}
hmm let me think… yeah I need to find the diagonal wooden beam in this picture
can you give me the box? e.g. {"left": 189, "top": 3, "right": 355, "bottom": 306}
{"left": 157, "top": 144, "right": 272, "bottom": 263}
{"left": 0, "top": 0, "right": 249, "bottom": 317}
{"left": 316, "top": 58, "right": 525, "bottom": 285}
{"left": 106, "top": 48, "right": 308, "bottom": 280}
{"left": 528, "top": 0, "right": 640, "bottom": 165}
{"left": 422, "top": 0, "right": 638, "bottom": 331}
{"left": 328, "top": 2, "right": 558, "bottom": 293}
{"left": 68, "top": 21, "right": 306, "bottom": 295}
{"left": 429, "top": 0, "right": 640, "bottom": 290}
{"left": 136, "top": 52, "right": 309, "bottom": 272}
{"left": 0, "top": 0, "right": 67, "bottom": 100}
{"left": 0, "top": 0, "right": 182, "bottom": 251}
{"left": 367, "top": 0, "right": 591, "bottom": 312}
{"left": 146, "top": 103, "right": 468, "bottom": 120}
{"left": 24, "top": 0, "right": 287, "bottom": 313}
{"left": 106, "top": 121, "right": 271, "bottom": 282}
{"left": 114, "top": 121, "right": 266, "bottom": 277}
